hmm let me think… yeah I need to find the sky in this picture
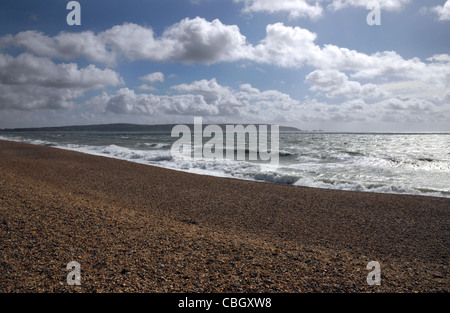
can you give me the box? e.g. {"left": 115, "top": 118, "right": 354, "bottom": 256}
{"left": 0, "top": 0, "right": 449, "bottom": 132}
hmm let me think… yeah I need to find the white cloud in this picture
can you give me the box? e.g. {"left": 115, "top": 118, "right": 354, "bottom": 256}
{"left": 249, "top": 23, "right": 450, "bottom": 89}
{"left": 99, "top": 18, "right": 249, "bottom": 64}
{"left": 140, "top": 72, "right": 164, "bottom": 83}
{"left": 138, "top": 72, "right": 164, "bottom": 92}
{"left": 234, "top": 0, "right": 323, "bottom": 19}
{"left": 76, "top": 75, "right": 450, "bottom": 130}
{"left": 238, "top": 84, "right": 300, "bottom": 110}
{"left": 99, "top": 23, "right": 175, "bottom": 63}
{"left": 161, "top": 17, "right": 249, "bottom": 64}
{"left": 171, "top": 78, "right": 243, "bottom": 109}
{"left": 138, "top": 84, "right": 159, "bottom": 92}
{"left": 296, "top": 95, "right": 449, "bottom": 126}
{"left": 234, "top": 0, "right": 411, "bottom": 20}
{"left": 375, "top": 97, "right": 449, "bottom": 123}
{"left": 98, "top": 87, "right": 221, "bottom": 116}
{"left": 305, "top": 69, "right": 388, "bottom": 98}
{"left": 0, "top": 52, "right": 123, "bottom": 110}
{"left": 1, "top": 17, "right": 448, "bottom": 125}
{"left": 251, "top": 23, "right": 320, "bottom": 67}
{"left": 1, "top": 18, "right": 249, "bottom": 65}
{"left": 427, "top": 54, "right": 450, "bottom": 63}
{"left": 378, "top": 80, "right": 449, "bottom": 102}
{"left": 2, "top": 18, "right": 448, "bottom": 90}
{"left": 171, "top": 78, "right": 300, "bottom": 113}
{"left": 0, "top": 53, "right": 123, "bottom": 89}
{"left": 431, "top": 0, "right": 450, "bottom": 21}
{"left": 0, "top": 84, "right": 84, "bottom": 110}
{"left": 326, "top": 0, "right": 411, "bottom": 12}
{"left": 90, "top": 79, "right": 299, "bottom": 121}
{"left": 0, "top": 30, "right": 117, "bottom": 65}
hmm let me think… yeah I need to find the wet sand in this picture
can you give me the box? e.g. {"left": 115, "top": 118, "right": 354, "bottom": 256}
{"left": 0, "top": 139, "right": 448, "bottom": 292}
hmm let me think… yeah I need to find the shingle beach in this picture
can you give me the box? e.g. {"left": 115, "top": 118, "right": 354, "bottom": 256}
{"left": 0, "top": 140, "right": 448, "bottom": 292}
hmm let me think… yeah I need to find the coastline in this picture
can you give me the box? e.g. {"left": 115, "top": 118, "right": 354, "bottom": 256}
{"left": 0, "top": 139, "right": 448, "bottom": 292}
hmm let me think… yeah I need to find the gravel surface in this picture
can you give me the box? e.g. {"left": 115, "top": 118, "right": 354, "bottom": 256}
{"left": 0, "top": 140, "right": 448, "bottom": 292}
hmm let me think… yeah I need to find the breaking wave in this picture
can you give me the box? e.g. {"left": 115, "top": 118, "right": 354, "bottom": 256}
{"left": 1, "top": 132, "right": 449, "bottom": 198}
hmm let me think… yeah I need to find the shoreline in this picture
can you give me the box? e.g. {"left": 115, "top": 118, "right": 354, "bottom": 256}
{"left": 0, "top": 137, "right": 448, "bottom": 199}
{"left": 0, "top": 139, "right": 448, "bottom": 292}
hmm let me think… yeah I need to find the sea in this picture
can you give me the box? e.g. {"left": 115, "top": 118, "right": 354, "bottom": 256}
{"left": 1, "top": 130, "right": 449, "bottom": 198}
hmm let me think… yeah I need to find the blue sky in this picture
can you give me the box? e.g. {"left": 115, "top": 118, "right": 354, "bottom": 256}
{"left": 0, "top": 0, "right": 449, "bottom": 131}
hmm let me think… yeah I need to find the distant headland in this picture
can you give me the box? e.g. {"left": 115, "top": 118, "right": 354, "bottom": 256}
{"left": 0, "top": 123, "right": 304, "bottom": 133}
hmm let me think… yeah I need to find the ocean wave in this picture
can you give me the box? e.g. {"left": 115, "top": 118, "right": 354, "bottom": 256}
{"left": 293, "top": 177, "right": 450, "bottom": 198}
{"left": 1, "top": 132, "right": 449, "bottom": 198}
{"left": 137, "top": 142, "right": 171, "bottom": 149}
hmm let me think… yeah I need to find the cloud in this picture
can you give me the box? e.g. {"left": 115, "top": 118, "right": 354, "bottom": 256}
{"left": 0, "top": 52, "right": 123, "bottom": 110}
{"left": 161, "top": 17, "right": 249, "bottom": 63}
{"left": 140, "top": 72, "right": 164, "bottom": 83}
{"left": 305, "top": 69, "right": 388, "bottom": 98}
{"left": 296, "top": 95, "right": 449, "bottom": 126}
{"left": 98, "top": 87, "right": 221, "bottom": 116}
{"left": 238, "top": 83, "right": 300, "bottom": 110}
{"left": 1, "top": 18, "right": 249, "bottom": 65}
{"left": 90, "top": 78, "right": 299, "bottom": 120}
{"left": 431, "top": 0, "right": 450, "bottom": 21}
{"left": 378, "top": 80, "right": 449, "bottom": 102}
{"left": 171, "top": 78, "right": 242, "bottom": 108}
{"left": 250, "top": 23, "right": 320, "bottom": 67}
{"left": 250, "top": 23, "right": 450, "bottom": 89}
{"left": 171, "top": 78, "right": 299, "bottom": 113}
{"left": 0, "top": 84, "right": 84, "bottom": 110}
{"left": 376, "top": 97, "right": 449, "bottom": 123}
{"left": 2, "top": 18, "right": 447, "bottom": 89}
{"left": 1, "top": 17, "right": 448, "bottom": 121}
{"left": 234, "top": 0, "right": 411, "bottom": 20}
{"left": 138, "top": 84, "right": 159, "bottom": 92}
{"left": 0, "top": 30, "right": 117, "bottom": 65}
{"left": 72, "top": 75, "right": 450, "bottom": 130}
{"left": 427, "top": 54, "right": 450, "bottom": 63}
{"left": 92, "top": 17, "right": 250, "bottom": 64}
{"left": 99, "top": 23, "right": 175, "bottom": 63}
{"left": 0, "top": 53, "right": 123, "bottom": 89}
{"left": 326, "top": 0, "right": 411, "bottom": 12}
{"left": 137, "top": 72, "right": 164, "bottom": 92}
{"left": 234, "top": 0, "right": 323, "bottom": 20}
